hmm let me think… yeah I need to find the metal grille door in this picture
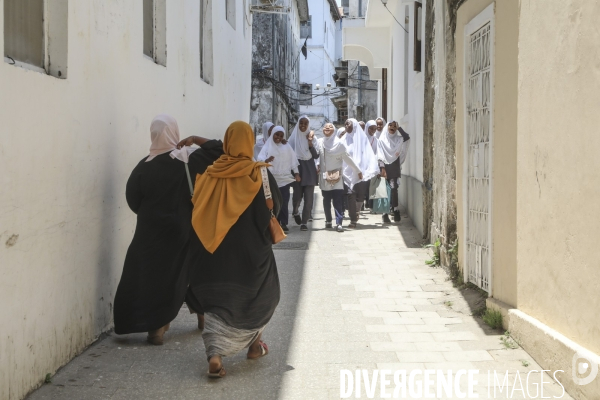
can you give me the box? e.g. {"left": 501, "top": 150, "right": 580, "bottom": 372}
{"left": 465, "top": 23, "right": 492, "bottom": 292}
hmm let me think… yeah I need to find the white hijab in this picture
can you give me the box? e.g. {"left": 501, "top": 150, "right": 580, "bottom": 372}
{"left": 254, "top": 121, "right": 274, "bottom": 159}
{"left": 377, "top": 116, "right": 410, "bottom": 165}
{"left": 338, "top": 118, "right": 380, "bottom": 185}
{"left": 375, "top": 117, "right": 387, "bottom": 139}
{"left": 257, "top": 126, "right": 299, "bottom": 175}
{"left": 288, "top": 115, "right": 313, "bottom": 161}
{"left": 365, "top": 120, "right": 378, "bottom": 154}
{"left": 319, "top": 127, "right": 347, "bottom": 157}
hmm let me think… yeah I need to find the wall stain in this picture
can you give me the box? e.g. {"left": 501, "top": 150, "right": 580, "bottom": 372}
{"left": 5, "top": 234, "right": 19, "bottom": 248}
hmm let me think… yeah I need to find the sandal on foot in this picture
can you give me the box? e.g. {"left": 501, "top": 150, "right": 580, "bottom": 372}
{"left": 247, "top": 341, "right": 269, "bottom": 360}
{"left": 207, "top": 367, "right": 226, "bottom": 379}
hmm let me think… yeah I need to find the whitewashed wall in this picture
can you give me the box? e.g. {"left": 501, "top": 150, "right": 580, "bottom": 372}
{"left": 0, "top": 1, "right": 252, "bottom": 399}
{"left": 390, "top": 0, "right": 425, "bottom": 235}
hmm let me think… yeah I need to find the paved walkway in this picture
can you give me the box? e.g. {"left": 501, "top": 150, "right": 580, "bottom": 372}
{"left": 29, "top": 190, "right": 570, "bottom": 400}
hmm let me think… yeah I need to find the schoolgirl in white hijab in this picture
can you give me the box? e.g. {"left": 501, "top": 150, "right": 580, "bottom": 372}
{"left": 288, "top": 115, "right": 314, "bottom": 160}
{"left": 287, "top": 115, "right": 319, "bottom": 230}
{"left": 377, "top": 116, "right": 411, "bottom": 223}
{"left": 336, "top": 118, "right": 380, "bottom": 227}
{"left": 257, "top": 126, "right": 300, "bottom": 188}
{"left": 257, "top": 126, "right": 300, "bottom": 232}
{"left": 254, "top": 122, "right": 274, "bottom": 160}
{"left": 317, "top": 123, "right": 362, "bottom": 232}
{"left": 364, "top": 120, "right": 378, "bottom": 154}
{"left": 375, "top": 117, "right": 387, "bottom": 139}
{"left": 377, "top": 116, "right": 411, "bottom": 168}
{"left": 337, "top": 118, "right": 380, "bottom": 187}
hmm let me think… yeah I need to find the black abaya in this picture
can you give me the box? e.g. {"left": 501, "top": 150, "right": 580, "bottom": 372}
{"left": 185, "top": 170, "right": 283, "bottom": 330}
{"left": 114, "top": 140, "right": 224, "bottom": 334}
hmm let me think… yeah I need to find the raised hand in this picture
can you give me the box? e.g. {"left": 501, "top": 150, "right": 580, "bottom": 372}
{"left": 266, "top": 156, "right": 275, "bottom": 163}
{"left": 177, "top": 136, "right": 196, "bottom": 149}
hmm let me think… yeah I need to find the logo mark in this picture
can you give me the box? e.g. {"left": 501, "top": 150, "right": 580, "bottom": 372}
{"left": 572, "top": 352, "right": 599, "bottom": 386}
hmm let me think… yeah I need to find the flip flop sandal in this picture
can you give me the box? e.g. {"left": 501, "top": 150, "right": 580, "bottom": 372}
{"left": 207, "top": 367, "right": 226, "bottom": 379}
{"left": 247, "top": 341, "right": 269, "bottom": 360}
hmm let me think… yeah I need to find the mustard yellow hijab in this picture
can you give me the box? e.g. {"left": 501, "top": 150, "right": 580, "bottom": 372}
{"left": 191, "top": 121, "right": 269, "bottom": 253}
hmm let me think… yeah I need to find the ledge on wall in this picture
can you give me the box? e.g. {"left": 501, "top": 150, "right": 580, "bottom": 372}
{"left": 487, "top": 298, "right": 600, "bottom": 399}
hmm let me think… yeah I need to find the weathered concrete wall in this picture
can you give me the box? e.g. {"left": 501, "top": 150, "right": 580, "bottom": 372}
{"left": 423, "top": 0, "right": 465, "bottom": 261}
{"left": 250, "top": 5, "right": 302, "bottom": 137}
{"left": 0, "top": 1, "right": 252, "bottom": 399}
{"left": 347, "top": 62, "right": 378, "bottom": 123}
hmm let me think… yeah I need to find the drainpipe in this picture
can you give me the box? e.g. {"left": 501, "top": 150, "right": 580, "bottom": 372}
{"left": 271, "top": 14, "right": 276, "bottom": 123}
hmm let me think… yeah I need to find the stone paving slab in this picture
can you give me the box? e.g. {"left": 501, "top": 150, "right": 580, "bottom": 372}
{"left": 28, "top": 190, "right": 572, "bottom": 399}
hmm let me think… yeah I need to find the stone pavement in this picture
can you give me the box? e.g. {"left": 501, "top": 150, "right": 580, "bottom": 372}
{"left": 28, "top": 190, "right": 571, "bottom": 400}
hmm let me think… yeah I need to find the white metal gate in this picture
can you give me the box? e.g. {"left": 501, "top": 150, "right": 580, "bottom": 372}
{"left": 464, "top": 8, "right": 494, "bottom": 292}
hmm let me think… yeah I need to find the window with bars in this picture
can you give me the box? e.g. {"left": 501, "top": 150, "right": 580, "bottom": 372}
{"left": 3, "top": 0, "right": 68, "bottom": 78}
{"left": 300, "top": 16, "right": 312, "bottom": 39}
{"left": 299, "top": 83, "right": 312, "bottom": 106}
{"left": 143, "top": 0, "right": 167, "bottom": 66}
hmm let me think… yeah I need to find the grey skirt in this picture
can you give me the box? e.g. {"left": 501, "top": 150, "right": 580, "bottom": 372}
{"left": 202, "top": 312, "right": 265, "bottom": 360}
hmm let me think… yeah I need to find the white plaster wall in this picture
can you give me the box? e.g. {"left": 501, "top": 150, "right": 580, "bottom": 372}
{"left": 0, "top": 1, "right": 252, "bottom": 399}
{"left": 390, "top": 1, "right": 425, "bottom": 235}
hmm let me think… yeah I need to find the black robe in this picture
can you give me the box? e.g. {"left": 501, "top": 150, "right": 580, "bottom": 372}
{"left": 185, "top": 170, "right": 283, "bottom": 330}
{"left": 114, "top": 140, "right": 224, "bottom": 334}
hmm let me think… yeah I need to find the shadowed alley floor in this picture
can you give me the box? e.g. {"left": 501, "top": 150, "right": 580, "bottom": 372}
{"left": 28, "top": 190, "right": 571, "bottom": 400}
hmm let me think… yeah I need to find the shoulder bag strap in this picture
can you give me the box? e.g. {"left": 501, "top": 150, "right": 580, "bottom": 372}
{"left": 260, "top": 166, "right": 275, "bottom": 212}
{"left": 184, "top": 163, "right": 194, "bottom": 196}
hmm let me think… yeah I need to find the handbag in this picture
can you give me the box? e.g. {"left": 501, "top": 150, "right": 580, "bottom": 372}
{"left": 321, "top": 148, "right": 341, "bottom": 187}
{"left": 372, "top": 181, "right": 392, "bottom": 214}
{"left": 369, "top": 177, "right": 388, "bottom": 200}
{"left": 260, "top": 166, "right": 287, "bottom": 244}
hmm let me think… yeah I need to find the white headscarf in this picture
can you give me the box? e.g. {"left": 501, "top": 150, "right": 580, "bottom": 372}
{"left": 377, "top": 115, "right": 410, "bottom": 165}
{"left": 147, "top": 114, "right": 180, "bottom": 162}
{"left": 375, "top": 117, "right": 387, "bottom": 139}
{"left": 338, "top": 118, "right": 380, "bottom": 185}
{"left": 257, "top": 126, "right": 299, "bottom": 176}
{"left": 254, "top": 121, "right": 274, "bottom": 159}
{"left": 365, "top": 120, "right": 378, "bottom": 154}
{"left": 319, "top": 126, "right": 347, "bottom": 157}
{"left": 288, "top": 115, "right": 313, "bottom": 161}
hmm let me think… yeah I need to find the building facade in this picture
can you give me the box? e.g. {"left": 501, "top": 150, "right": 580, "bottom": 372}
{"left": 298, "top": 0, "right": 341, "bottom": 133}
{"left": 0, "top": 1, "right": 253, "bottom": 399}
{"left": 249, "top": 0, "right": 309, "bottom": 137}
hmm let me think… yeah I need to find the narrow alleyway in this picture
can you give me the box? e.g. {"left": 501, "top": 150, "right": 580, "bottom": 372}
{"left": 28, "top": 190, "right": 570, "bottom": 400}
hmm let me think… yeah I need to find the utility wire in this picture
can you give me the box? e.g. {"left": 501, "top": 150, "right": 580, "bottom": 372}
{"left": 381, "top": 1, "right": 409, "bottom": 33}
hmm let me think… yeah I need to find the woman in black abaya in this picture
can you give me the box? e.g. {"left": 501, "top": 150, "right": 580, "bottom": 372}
{"left": 180, "top": 121, "right": 282, "bottom": 378}
{"left": 113, "top": 114, "right": 223, "bottom": 345}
